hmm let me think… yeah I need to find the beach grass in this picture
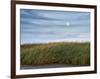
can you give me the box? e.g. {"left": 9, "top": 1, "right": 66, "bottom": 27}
{"left": 21, "top": 42, "right": 90, "bottom": 66}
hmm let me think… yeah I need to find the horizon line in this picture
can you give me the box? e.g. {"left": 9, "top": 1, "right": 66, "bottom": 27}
{"left": 21, "top": 40, "right": 90, "bottom": 45}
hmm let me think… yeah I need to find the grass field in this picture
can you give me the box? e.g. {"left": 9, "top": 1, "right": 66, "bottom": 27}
{"left": 21, "top": 42, "right": 90, "bottom": 66}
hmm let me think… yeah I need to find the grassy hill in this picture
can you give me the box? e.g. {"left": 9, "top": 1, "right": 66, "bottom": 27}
{"left": 21, "top": 42, "right": 90, "bottom": 66}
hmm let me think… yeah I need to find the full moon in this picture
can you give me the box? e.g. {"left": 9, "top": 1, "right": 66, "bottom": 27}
{"left": 66, "top": 22, "right": 70, "bottom": 26}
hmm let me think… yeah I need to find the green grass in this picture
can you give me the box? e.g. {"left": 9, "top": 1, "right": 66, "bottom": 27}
{"left": 21, "top": 42, "right": 90, "bottom": 66}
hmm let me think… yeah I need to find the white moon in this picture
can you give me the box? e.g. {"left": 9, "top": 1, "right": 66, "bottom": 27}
{"left": 66, "top": 22, "right": 70, "bottom": 26}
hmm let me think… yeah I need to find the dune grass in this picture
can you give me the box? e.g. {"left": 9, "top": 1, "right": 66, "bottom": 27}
{"left": 21, "top": 42, "right": 90, "bottom": 66}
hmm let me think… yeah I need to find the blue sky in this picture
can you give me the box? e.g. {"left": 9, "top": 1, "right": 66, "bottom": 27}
{"left": 20, "top": 9, "right": 90, "bottom": 44}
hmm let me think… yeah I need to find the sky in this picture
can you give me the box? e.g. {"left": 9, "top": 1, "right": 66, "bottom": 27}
{"left": 20, "top": 9, "right": 90, "bottom": 44}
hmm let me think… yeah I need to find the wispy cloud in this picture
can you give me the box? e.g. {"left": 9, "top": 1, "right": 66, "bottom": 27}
{"left": 20, "top": 9, "right": 90, "bottom": 44}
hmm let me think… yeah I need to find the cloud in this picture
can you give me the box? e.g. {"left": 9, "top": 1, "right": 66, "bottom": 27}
{"left": 21, "top": 9, "right": 59, "bottom": 21}
{"left": 20, "top": 9, "right": 90, "bottom": 44}
{"left": 21, "top": 9, "right": 90, "bottom": 30}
